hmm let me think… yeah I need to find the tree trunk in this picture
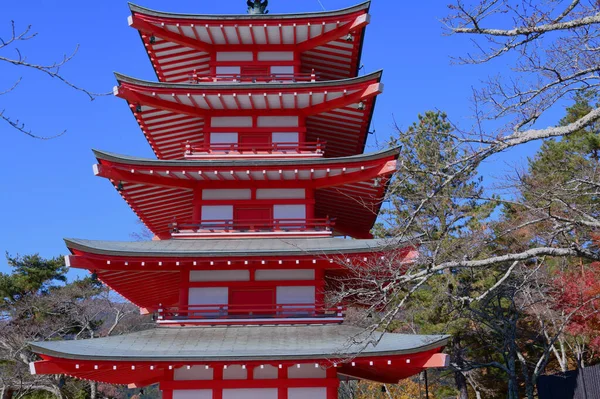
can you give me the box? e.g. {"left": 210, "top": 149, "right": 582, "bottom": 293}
{"left": 455, "top": 370, "right": 469, "bottom": 399}
{"left": 90, "top": 381, "right": 97, "bottom": 399}
{"left": 452, "top": 335, "right": 469, "bottom": 399}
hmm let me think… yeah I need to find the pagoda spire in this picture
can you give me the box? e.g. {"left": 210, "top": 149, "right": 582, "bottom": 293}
{"left": 247, "top": 0, "right": 269, "bottom": 14}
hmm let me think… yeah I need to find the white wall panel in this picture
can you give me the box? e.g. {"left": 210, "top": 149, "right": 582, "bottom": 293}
{"left": 216, "top": 51, "right": 253, "bottom": 61}
{"left": 258, "top": 51, "right": 294, "bottom": 61}
{"left": 174, "top": 366, "right": 214, "bottom": 381}
{"left": 271, "top": 66, "right": 295, "bottom": 75}
{"left": 255, "top": 269, "right": 315, "bottom": 281}
{"left": 288, "top": 387, "right": 327, "bottom": 399}
{"left": 253, "top": 365, "right": 278, "bottom": 379}
{"left": 273, "top": 204, "right": 306, "bottom": 220}
{"left": 203, "top": 189, "right": 251, "bottom": 200}
{"left": 216, "top": 66, "right": 241, "bottom": 75}
{"left": 257, "top": 116, "right": 298, "bottom": 127}
{"left": 256, "top": 189, "right": 305, "bottom": 200}
{"left": 223, "top": 389, "right": 277, "bottom": 399}
{"left": 188, "top": 287, "right": 228, "bottom": 306}
{"left": 211, "top": 116, "right": 253, "bottom": 127}
{"left": 277, "top": 286, "right": 315, "bottom": 305}
{"left": 223, "top": 365, "right": 247, "bottom": 380}
{"left": 173, "top": 390, "right": 213, "bottom": 399}
{"left": 272, "top": 132, "right": 299, "bottom": 143}
{"left": 201, "top": 205, "right": 233, "bottom": 221}
{"left": 190, "top": 270, "right": 250, "bottom": 282}
{"left": 288, "top": 365, "right": 327, "bottom": 379}
{"left": 209, "top": 133, "right": 238, "bottom": 144}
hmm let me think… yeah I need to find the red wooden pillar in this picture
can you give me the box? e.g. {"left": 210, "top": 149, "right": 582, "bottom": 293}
{"left": 213, "top": 366, "right": 224, "bottom": 399}
{"left": 326, "top": 367, "right": 339, "bottom": 399}
{"left": 179, "top": 269, "right": 190, "bottom": 311}
{"left": 161, "top": 368, "right": 175, "bottom": 399}
{"left": 192, "top": 187, "right": 203, "bottom": 224}
{"left": 298, "top": 115, "right": 306, "bottom": 143}
{"left": 315, "top": 268, "right": 325, "bottom": 307}
{"left": 306, "top": 189, "right": 315, "bottom": 220}
{"left": 278, "top": 365, "right": 288, "bottom": 399}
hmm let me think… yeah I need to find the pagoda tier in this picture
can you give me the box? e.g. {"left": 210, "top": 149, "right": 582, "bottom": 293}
{"left": 128, "top": 2, "right": 370, "bottom": 83}
{"left": 30, "top": 325, "right": 448, "bottom": 387}
{"left": 64, "top": 237, "right": 417, "bottom": 318}
{"left": 93, "top": 147, "right": 398, "bottom": 239}
{"left": 115, "top": 72, "right": 381, "bottom": 160}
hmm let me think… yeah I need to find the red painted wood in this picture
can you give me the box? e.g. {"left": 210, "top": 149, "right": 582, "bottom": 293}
{"left": 161, "top": 378, "right": 339, "bottom": 390}
{"left": 229, "top": 288, "right": 275, "bottom": 316}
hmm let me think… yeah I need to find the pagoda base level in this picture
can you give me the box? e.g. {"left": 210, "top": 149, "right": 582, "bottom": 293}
{"left": 156, "top": 317, "right": 344, "bottom": 326}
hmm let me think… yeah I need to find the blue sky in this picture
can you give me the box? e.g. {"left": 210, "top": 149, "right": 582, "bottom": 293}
{"left": 0, "top": 0, "right": 558, "bottom": 275}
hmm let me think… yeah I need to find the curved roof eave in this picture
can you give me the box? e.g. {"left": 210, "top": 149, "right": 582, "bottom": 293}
{"left": 64, "top": 236, "right": 418, "bottom": 258}
{"left": 128, "top": 2, "right": 370, "bottom": 22}
{"left": 93, "top": 145, "right": 400, "bottom": 168}
{"left": 114, "top": 70, "right": 383, "bottom": 91}
{"left": 30, "top": 324, "right": 447, "bottom": 362}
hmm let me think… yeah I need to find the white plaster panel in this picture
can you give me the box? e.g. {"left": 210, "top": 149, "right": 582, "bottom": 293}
{"left": 273, "top": 204, "right": 306, "bottom": 220}
{"left": 201, "top": 205, "right": 233, "bottom": 221}
{"left": 173, "top": 390, "right": 213, "bottom": 399}
{"left": 255, "top": 269, "right": 315, "bottom": 281}
{"left": 210, "top": 132, "right": 238, "bottom": 144}
{"left": 258, "top": 51, "right": 294, "bottom": 61}
{"left": 188, "top": 287, "right": 228, "bottom": 306}
{"left": 203, "top": 189, "right": 251, "bottom": 200}
{"left": 288, "top": 387, "right": 327, "bottom": 398}
{"left": 216, "top": 66, "right": 241, "bottom": 75}
{"left": 253, "top": 365, "right": 278, "bottom": 379}
{"left": 223, "top": 365, "right": 247, "bottom": 380}
{"left": 272, "top": 132, "right": 299, "bottom": 143}
{"left": 190, "top": 270, "right": 250, "bottom": 282}
{"left": 216, "top": 51, "right": 253, "bottom": 61}
{"left": 257, "top": 116, "right": 298, "bottom": 127}
{"left": 270, "top": 66, "right": 295, "bottom": 74}
{"left": 211, "top": 116, "right": 253, "bottom": 127}
{"left": 174, "top": 366, "right": 214, "bottom": 381}
{"left": 256, "top": 189, "right": 305, "bottom": 200}
{"left": 277, "top": 286, "right": 315, "bottom": 305}
{"left": 223, "top": 389, "right": 277, "bottom": 399}
{"left": 287, "top": 365, "right": 327, "bottom": 379}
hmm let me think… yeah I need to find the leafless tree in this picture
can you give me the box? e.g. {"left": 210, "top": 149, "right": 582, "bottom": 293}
{"left": 1, "top": 21, "right": 108, "bottom": 139}
{"left": 0, "top": 280, "right": 150, "bottom": 399}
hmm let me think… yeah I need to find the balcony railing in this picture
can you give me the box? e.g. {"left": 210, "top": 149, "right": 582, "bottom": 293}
{"left": 184, "top": 141, "right": 325, "bottom": 158}
{"left": 170, "top": 218, "right": 334, "bottom": 238}
{"left": 189, "top": 72, "right": 318, "bottom": 84}
{"left": 155, "top": 303, "right": 345, "bottom": 324}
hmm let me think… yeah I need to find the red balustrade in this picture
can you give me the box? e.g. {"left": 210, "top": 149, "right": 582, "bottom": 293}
{"left": 170, "top": 217, "right": 334, "bottom": 235}
{"left": 185, "top": 140, "right": 325, "bottom": 156}
{"left": 156, "top": 303, "right": 345, "bottom": 322}
{"left": 189, "top": 72, "right": 318, "bottom": 83}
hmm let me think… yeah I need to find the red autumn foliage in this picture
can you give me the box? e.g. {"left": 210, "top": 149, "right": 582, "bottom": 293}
{"left": 552, "top": 261, "right": 600, "bottom": 350}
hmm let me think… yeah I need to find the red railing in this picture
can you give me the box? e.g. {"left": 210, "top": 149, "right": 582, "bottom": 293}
{"left": 185, "top": 140, "right": 325, "bottom": 156}
{"left": 156, "top": 303, "right": 345, "bottom": 321}
{"left": 170, "top": 218, "right": 335, "bottom": 234}
{"left": 189, "top": 72, "right": 318, "bottom": 83}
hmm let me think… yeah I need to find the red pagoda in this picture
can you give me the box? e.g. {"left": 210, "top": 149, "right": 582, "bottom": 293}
{"left": 29, "top": 2, "right": 449, "bottom": 398}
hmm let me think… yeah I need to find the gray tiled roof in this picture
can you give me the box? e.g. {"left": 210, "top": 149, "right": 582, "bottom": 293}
{"left": 129, "top": 2, "right": 371, "bottom": 23}
{"left": 30, "top": 325, "right": 448, "bottom": 361}
{"left": 93, "top": 143, "right": 398, "bottom": 168}
{"left": 65, "top": 237, "right": 416, "bottom": 258}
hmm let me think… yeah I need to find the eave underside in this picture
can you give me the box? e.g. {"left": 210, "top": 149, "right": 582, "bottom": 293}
{"left": 115, "top": 73, "right": 381, "bottom": 160}
{"left": 93, "top": 148, "right": 398, "bottom": 239}
{"left": 128, "top": 2, "right": 370, "bottom": 82}
{"left": 65, "top": 237, "right": 417, "bottom": 310}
